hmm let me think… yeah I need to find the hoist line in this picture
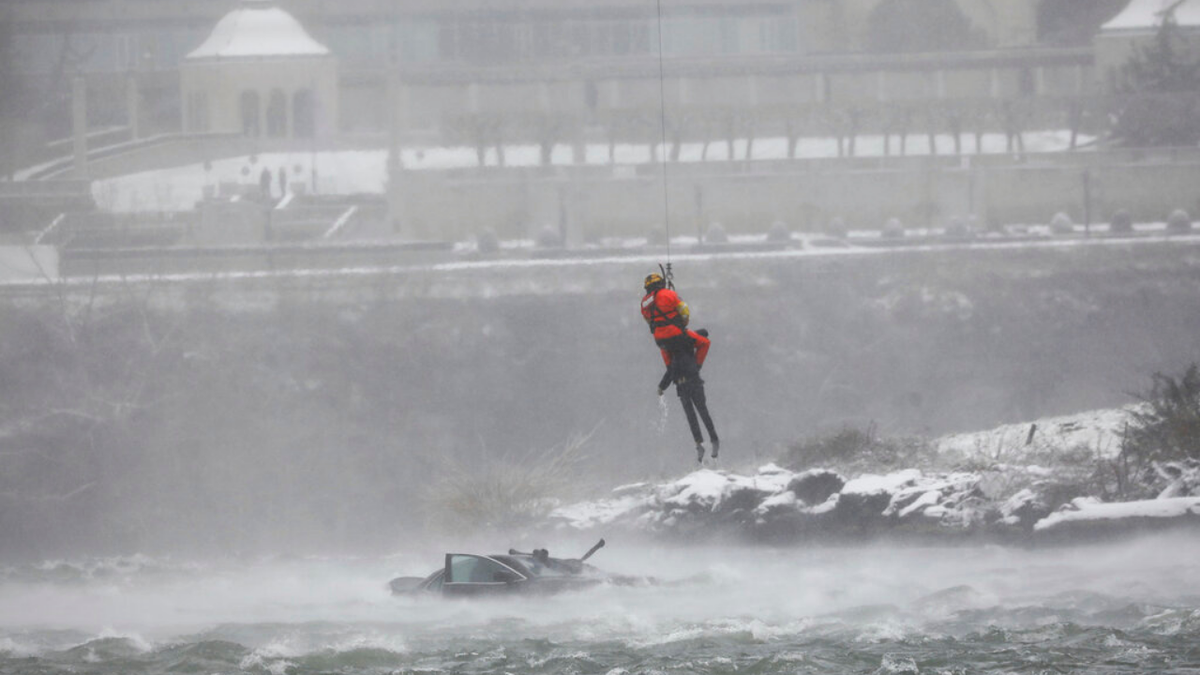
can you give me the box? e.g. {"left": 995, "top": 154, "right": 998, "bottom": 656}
{"left": 654, "top": 0, "right": 671, "bottom": 267}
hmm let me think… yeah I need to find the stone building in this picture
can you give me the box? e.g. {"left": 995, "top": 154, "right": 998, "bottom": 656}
{"left": 180, "top": 0, "right": 338, "bottom": 138}
{"left": 5, "top": 0, "right": 1118, "bottom": 141}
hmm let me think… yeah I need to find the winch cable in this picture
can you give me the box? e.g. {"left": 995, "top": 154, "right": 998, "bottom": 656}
{"left": 654, "top": 0, "right": 673, "bottom": 288}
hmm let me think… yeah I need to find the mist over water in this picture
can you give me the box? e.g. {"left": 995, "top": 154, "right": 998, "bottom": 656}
{"left": 6, "top": 0, "right": 1200, "bottom": 671}
{"left": 3, "top": 536, "right": 1200, "bottom": 673}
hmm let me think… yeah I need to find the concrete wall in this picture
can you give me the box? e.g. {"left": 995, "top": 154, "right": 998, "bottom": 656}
{"left": 391, "top": 154, "right": 1200, "bottom": 239}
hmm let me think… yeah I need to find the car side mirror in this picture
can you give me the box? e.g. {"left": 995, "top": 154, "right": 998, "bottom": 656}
{"left": 492, "top": 570, "right": 521, "bottom": 583}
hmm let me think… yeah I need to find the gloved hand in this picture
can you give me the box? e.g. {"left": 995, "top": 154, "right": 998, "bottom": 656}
{"left": 657, "top": 388, "right": 665, "bottom": 397}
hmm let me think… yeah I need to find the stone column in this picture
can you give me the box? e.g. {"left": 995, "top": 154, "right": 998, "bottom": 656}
{"left": 386, "top": 72, "right": 407, "bottom": 237}
{"left": 285, "top": 90, "right": 293, "bottom": 138}
{"left": 467, "top": 82, "right": 480, "bottom": 115}
{"left": 72, "top": 75, "right": 88, "bottom": 178}
{"left": 259, "top": 89, "right": 267, "bottom": 140}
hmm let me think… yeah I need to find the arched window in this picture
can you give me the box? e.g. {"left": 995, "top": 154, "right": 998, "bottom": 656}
{"left": 293, "top": 89, "right": 315, "bottom": 138}
{"left": 240, "top": 90, "right": 261, "bottom": 136}
{"left": 266, "top": 88, "right": 287, "bottom": 138}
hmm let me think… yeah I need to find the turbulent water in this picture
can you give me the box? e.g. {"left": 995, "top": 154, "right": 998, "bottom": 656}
{"left": 3, "top": 537, "right": 1200, "bottom": 674}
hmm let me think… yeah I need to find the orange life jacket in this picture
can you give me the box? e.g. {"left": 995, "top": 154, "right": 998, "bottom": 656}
{"left": 641, "top": 288, "right": 686, "bottom": 341}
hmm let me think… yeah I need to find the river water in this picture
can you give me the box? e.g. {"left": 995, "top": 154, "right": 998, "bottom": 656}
{"left": 3, "top": 537, "right": 1199, "bottom": 674}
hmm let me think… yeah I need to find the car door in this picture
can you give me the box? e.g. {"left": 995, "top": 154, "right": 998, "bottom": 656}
{"left": 442, "top": 554, "right": 526, "bottom": 597}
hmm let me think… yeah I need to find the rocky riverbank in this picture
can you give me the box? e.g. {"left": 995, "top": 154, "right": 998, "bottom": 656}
{"left": 548, "top": 407, "right": 1200, "bottom": 543}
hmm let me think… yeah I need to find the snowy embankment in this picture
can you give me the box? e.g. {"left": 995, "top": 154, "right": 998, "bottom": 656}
{"left": 549, "top": 407, "right": 1200, "bottom": 542}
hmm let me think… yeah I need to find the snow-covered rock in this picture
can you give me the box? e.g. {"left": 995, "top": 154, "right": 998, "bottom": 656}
{"left": 1154, "top": 460, "right": 1200, "bottom": 499}
{"left": 549, "top": 463, "right": 1200, "bottom": 542}
{"left": 552, "top": 465, "right": 1005, "bottom": 538}
{"left": 935, "top": 407, "right": 1135, "bottom": 463}
{"left": 1035, "top": 496, "right": 1200, "bottom": 533}
{"left": 547, "top": 407, "right": 1198, "bottom": 542}
{"left": 999, "top": 488, "right": 1051, "bottom": 527}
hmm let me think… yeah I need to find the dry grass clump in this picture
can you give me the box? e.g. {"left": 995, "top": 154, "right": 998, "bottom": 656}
{"left": 780, "top": 424, "right": 941, "bottom": 475}
{"left": 421, "top": 430, "right": 594, "bottom": 534}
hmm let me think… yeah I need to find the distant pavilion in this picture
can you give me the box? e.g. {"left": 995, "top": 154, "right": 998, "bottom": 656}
{"left": 180, "top": 0, "right": 339, "bottom": 139}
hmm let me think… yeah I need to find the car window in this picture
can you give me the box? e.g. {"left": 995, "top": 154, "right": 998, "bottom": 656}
{"left": 420, "top": 569, "right": 445, "bottom": 592}
{"left": 504, "top": 555, "right": 573, "bottom": 578}
{"left": 447, "top": 555, "right": 520, "bottom": 583}
{"left": 493, "top": 555, "right": 536, "bottom": 576}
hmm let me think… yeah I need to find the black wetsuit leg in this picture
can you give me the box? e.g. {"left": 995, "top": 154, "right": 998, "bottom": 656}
{"left": 678, "top": 384, "right": 705, "bottom": 444}
{"left": 687, "top": 383, "right": 718, "bottom": 444}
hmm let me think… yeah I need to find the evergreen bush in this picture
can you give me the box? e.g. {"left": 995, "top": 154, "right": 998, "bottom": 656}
{"left": 535, "top": 225, "right": 563, "bottom": 248}
{"left": 705, "top": 222, "right": 729, "bottom": 244}
{"left": 1122, "top": 364, "right": 1200, "bottom": 466}
{"left": 1167, "top": 209, "right": 1192, "bottom": 232}
{"left": 766, "top": 220, "right": 792, "bottom": 243}
{"left": 882, "top": 217, "right": 905, "bottom": 238}
{"left": 1050, "top": 212, "right": 1074, "bottom": 235}
{"left": 477, "top": 228, "right": 500, "bottom": 254}
{"left": 944, "top": 216, "right": 971, "bottom": 238}
{"left": 825, "top": 217, "right": 848, "bottom": 239}
{"left": 1109, "top": 209, "right": 1133, "bottom": 233}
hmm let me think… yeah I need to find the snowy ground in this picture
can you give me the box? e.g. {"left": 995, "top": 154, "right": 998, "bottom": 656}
{"left": 934, "top": 406, "right": 1135, "bottom": 464}
{"left": 548, "top": 405, "right": 1197, "bottom": 538}
{"left": 91, "top": 130, "right": 1089, "bottom": 213}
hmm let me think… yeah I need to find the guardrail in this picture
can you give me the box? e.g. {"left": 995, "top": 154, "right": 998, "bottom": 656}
{"left": 21, "top": 131, "right": 243, "bottom": 181}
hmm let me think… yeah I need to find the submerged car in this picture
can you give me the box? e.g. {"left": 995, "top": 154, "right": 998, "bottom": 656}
{"left": 389, "top": 538, "right": 641, "bottom": 598}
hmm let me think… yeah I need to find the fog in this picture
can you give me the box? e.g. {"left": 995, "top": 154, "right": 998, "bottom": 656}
{"left": 5, "top": 536, "right": 1200, "bottom": 654}
{"left": 3, "top": 4, "right": 1200, "bottom": 669}
{"left": 4, "top": 2, "right": 1200, "bottom": 672}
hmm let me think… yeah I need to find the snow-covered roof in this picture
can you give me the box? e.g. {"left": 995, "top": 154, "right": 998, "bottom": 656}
{"left": 1101, "top": 0, "right": 1200, "bottom": 32}
{"left": 186, "top": 0, "right": 331, "bottom": 61}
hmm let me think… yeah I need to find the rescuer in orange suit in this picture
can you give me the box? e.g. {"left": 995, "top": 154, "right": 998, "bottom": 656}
{"left": 642, "top": 273, "right": 720, "bottom": 461}
{"left": 640, "top": 273, "right": 690, "bottom": 352}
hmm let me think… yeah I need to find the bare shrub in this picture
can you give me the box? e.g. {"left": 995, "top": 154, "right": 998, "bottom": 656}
{"left": 421, "top": 431, "right": 594, "bottom": 534}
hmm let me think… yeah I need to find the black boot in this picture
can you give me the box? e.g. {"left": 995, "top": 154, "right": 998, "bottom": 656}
{"left": 711, "top": 438, "right": 720, "bottom": 459}
{"left": 695, "top": 442, "right": 706, "bottom": 463}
